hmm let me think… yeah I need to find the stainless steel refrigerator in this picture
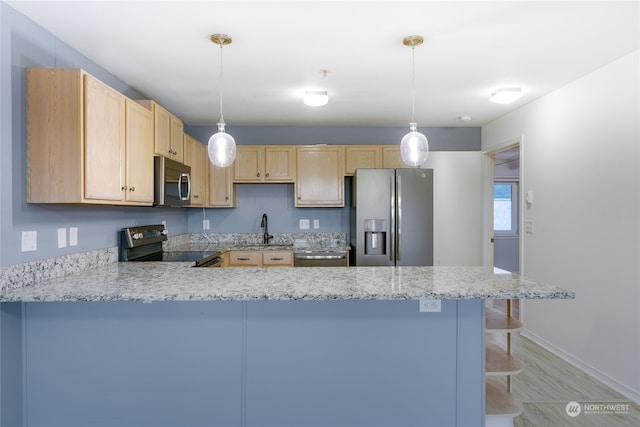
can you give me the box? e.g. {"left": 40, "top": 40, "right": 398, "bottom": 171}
{"left": 352, "top": 168, "right": 433, "bottom": 266}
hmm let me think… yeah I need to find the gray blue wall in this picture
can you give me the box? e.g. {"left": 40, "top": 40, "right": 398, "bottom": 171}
{"left": 185, "top": 125, "right": 480, "bottom": 235}
{"left": 1, "top": 2, "right": 480, "bottom": 267}
{"left": 0, "top": 3, "right": 187, "bottom": 266}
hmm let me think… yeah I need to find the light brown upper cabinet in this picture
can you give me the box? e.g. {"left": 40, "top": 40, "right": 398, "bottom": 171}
{"left": 345, "top": 145, "right": 383, "bottom": 175}
{"left": 124, "top": 99, "right": 154, "bottom": 204}
{"left": 234, "top": 145, "right": 294, "bottom": 183}
{"left": 295, "top": 145, "right": 344, "bottom": 207}
{"left": 207, "top": 162, "right": 236, "bottom": 208}
{"left": 382, "top": 145, "right": 412, "bottom": 169}
{"left": 184, "top": 133, "right": 206, "bottom": 207}
{"left": 148, "top": 101, "right": 184, "bottom": 163}
{"left": 27, "top": 68, "right": 153, "bottom": 205}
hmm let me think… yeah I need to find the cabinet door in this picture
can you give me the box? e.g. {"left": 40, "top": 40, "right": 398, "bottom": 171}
{"left": 295, "top": 146, "right": 344, "bottom": 207}
{"left": 185, "top": 134, "right": 206, "bottom": 206}
{"left": 345, "top": 145, "right": 382, "bottom": 175}
{"left": 382, "top": 145, "right": 411, "bottom": 169}
{"left": 124, "top": 99, "right": 154, "bottom": 204}
{"left": 27, "top": 68, "right": 83, "bottom": 203}
{"left": 265, "top": 146, "right": 294, "bottom": 182}
{"left": 234, "top": 146, "right": 263, "bottom": 182}
{"left": 170, "top": 114, "right": 184, "bottom": 163}
{"left": 153, "top": 103, "right": 172, "bottom": 158}
{"left": 84, "top": 74, "right": 126, "bottom": 202}
{"left": 207, "top": 162, "right": 235, "bottom": 207}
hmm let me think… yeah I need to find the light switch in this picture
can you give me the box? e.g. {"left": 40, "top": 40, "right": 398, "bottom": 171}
{"left": 21, "top": 231, "right": 37, "bottom": 252}
{"left": 299, "top": 219, "right": 310, "bottom": 229}
{"left": 525, "top": 220, "right": 534, "bottom": 234}
{"left": 57, "top": 228, "right": 67, "bottom": 248}
{"left": 69, "top": 227, "right": 78, "bottom": 246}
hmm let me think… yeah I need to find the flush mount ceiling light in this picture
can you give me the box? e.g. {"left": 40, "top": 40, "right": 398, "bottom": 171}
{"left": 490, "top": 88, "right": 523, "bottom": 104}
{"left": 207, "top": 33, "right": 236, "bottom": 168}
{"left": 400, "top": 35, "right": 429, "bottom": 167}
{"left": 304, "top": 69, "right": 329, "bottom": 107}
{"left": 304, "top": 90, "right": 329, "bottom": 107}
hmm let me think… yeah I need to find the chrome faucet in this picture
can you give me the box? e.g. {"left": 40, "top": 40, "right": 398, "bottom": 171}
{"left": 261, "top": 213, "right": 273, "bottom": 244}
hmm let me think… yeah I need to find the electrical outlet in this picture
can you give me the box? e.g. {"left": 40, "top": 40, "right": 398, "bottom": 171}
{"left": 419, "top": 299, "right": 441, "bottom": 312}
{"left": 203, "top": 219, "right": 210, "bottom": 230}
{"left": 69, "top": 227, "right": 78, "bottom": 246}
{"left": 57, "top": 228, "right": 67, "bottom": 248}
{"left": 313, "top": 219, "right": 320, "bottom": 229}
{"left": 299, "top": 219, "right": 310, "bottom": 229}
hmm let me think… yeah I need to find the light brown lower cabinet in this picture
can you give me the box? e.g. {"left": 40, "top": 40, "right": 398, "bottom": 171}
{"left": 227, "top": 250, "right": 293, "bottom": 267}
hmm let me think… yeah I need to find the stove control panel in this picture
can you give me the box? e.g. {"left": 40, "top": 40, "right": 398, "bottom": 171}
{"left": 121, "top": 224, "right": 168, "bottom": 248}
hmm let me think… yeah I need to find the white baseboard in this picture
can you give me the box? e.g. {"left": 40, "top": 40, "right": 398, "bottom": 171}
{"left": 522, "top": 328, "right": 640, "bottom": 404}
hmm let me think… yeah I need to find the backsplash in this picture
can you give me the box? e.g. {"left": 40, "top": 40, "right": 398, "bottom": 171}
{"left": 0, "top": 247, "right": 117, "bottom": 292}
{"left": 166, "top": 232, "right": 347, "bottom": 248}
{"left": 1, "top": 233, "right": 348, "bottom": 293}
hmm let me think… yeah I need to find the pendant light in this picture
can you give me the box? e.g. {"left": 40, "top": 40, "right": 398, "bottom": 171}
{"left": 207, "top": 33, "right": 236, "bottom": 168}
{"left": 400, "top": 35, "right": 429, "bottom": 167}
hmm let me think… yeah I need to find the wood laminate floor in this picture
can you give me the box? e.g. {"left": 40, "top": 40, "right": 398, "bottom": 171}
{"left": 487, "top": 334, "right": 639, "bottom": 427}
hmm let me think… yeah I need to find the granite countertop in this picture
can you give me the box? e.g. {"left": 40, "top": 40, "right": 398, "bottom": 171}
{"left": 0, "top": 263, "right": 574, "bottom": 303}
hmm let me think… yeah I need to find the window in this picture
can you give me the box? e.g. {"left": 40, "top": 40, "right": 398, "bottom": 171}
{"left": 494, "top": 181, "right": 518, "bottom": 234}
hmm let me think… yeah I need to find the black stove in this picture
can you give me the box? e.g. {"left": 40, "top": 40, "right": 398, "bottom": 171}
{"left": 120, "top": 224, "right": 222, "bottom": 267}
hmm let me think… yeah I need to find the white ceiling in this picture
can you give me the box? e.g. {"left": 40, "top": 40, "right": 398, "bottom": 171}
{"left": 7, "top": 1, "right": 639, "bottom": 128}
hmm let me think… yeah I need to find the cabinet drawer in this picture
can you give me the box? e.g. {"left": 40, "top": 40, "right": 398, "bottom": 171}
{"left": 228, "top": 251, "right": 262, "bottom": 267}
{"left": 262, "top": 251, "right": 293, "bottom": 267}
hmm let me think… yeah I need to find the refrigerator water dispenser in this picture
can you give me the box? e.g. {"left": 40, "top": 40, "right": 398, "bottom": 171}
{"left": 364, "top": 219, "right": 387, "bottom": 255}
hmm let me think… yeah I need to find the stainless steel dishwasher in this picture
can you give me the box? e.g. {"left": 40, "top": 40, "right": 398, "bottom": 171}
{"left": 293, "top": 249, "right": 349, "bottom": 267}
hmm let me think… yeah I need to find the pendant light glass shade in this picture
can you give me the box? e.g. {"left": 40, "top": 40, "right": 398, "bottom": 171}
{"left": 401, "top": 123, "right": 429, "bottom": 167}
{"left": 208, "top": 122, "right": 236, "bottom": 167}
{"left": 400, "top": 35, "right": 429, "bottom": 167}
{"left": 208, "top": 33, "right": 236, "bottom": 167}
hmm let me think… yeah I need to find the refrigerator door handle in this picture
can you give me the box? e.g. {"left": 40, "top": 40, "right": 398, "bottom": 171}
{"left": 390, "top": 174, "right": 395, "bottom": 262}
{"left": 397, "top": 174, "right": 402, "bottom": 262}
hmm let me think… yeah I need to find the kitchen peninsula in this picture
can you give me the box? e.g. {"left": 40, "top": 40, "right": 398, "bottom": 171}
{"left": 0, "top": 264, "right": 573, "bottom": 427}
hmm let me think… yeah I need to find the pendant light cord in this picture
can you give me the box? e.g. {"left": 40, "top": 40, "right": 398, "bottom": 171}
{"left": 218, "top": 43, "right": 225, "bottom": 124}
{"left": 411, "top": 46, "right": 416, "bottom": 124}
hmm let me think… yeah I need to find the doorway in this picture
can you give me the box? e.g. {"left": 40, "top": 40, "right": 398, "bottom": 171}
{"left": 484, "top": 142, "right": 522, "bottom": 319}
